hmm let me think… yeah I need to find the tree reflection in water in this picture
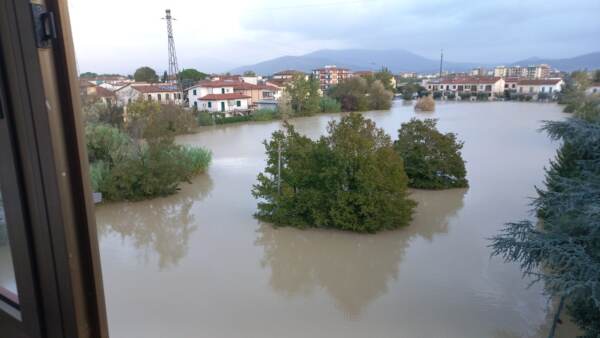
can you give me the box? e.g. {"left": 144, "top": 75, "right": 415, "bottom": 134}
{"left": 256, "top": 188, "right": 467, "bottom": 320}
{"left": 96, "top": 174, "right": 213, "bottom": 269}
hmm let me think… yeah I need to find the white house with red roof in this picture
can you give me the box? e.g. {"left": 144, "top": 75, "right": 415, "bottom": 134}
{"left": 186, "top": 80, "right": 280, "bottom": 112}
{"left": 516, "top": 79, "right": 564, "bottom": 96}
{"left": 115, "top": 83, "right": 183, "bottom": 106}
{"left": 423, "top": 76, "right": 506, "bottom": 96}
{"left": 198, "top": 93, "right": 250, "bottom": 114}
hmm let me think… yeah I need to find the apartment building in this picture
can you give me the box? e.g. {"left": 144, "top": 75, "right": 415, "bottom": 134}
{"left": 312, "top": 65, "right": 352, "bottom": 90}
{"left": 495, "top": 64, "right": 551, "bottom": 79}
{"left": 272, "top": 70, "right": 307, "bottom": 80}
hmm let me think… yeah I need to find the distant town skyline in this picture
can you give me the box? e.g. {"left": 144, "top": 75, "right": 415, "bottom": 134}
{"left": 69, "top": 0, "right": 600, "bottom": 74}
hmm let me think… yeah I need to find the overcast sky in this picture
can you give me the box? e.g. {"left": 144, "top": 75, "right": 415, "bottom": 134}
{"left": 69, "top": 0, "right": 600, "bottom": 75}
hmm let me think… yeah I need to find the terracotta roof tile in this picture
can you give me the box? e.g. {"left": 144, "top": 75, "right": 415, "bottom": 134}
{"left": 133, "top": 84, "right": 181, "bottom": 93}
{"left": 517, "top": 79, "right": 563, "bottom": 85}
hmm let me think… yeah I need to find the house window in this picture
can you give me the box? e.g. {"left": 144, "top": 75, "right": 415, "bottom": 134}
{"left": 221, "top": 88, "right": 225, "bottom": 94}
{"left": 541, "top": 87, "right": 545, "bottom": 93}
{"left": 529, "top": 87, "right": 533, "bottom": 93}
{"left": 236, "top": 100, "right": 241, "bottom": 107}
{"left": 166, "top": 93, "right": 170, "bottom": 100}
{"left": 193, "top": 89, "right": 197, "bottom": 95}
{"left": 177, "top": 93, "right": 181, "bottom": 99}
{"left": 485, "top": 85, "right": 492, "bottom": 92}
{"left": 208, "top": 101, "right": 212, "bottom": 108}
{"left": 194, "top": 101, "right": 197, "bottom": 108}
{"left": 158, "top": 94, "right": 162, "bottom": 101}
{"left": 147, "top": 95, "right": 152, "bottom": 100}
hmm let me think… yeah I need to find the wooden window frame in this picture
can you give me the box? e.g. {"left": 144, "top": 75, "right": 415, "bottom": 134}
{"left": 0, "top": 0, "right": 108, "bottom": 337}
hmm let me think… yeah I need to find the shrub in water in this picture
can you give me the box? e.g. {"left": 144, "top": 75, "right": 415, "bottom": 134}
{"left": 395, "top": 118, "right": 468, "bottom": 189}
{"left": 319, "top": 96, "right": 342, "bottom": 113}
{"left": 252, "top": 109, "right": 279, "bottom": 121}
{"left": 414, "top": 95, "right": 435, "bottom": 111}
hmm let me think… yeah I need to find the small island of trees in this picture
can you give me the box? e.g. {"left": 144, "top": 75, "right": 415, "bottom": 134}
{"left": 395, "top": 118, "right": 468, "bottom": 189}
{"left": 252, "top": 114, "right": 416, "bottom": 233}
{"left": 253, "top": 114, "right": 469, "bottom": 233}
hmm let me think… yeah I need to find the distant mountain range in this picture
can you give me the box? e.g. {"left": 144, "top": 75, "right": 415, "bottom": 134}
{"left": 229, "top": 49, "right": 600, "bottom": 75}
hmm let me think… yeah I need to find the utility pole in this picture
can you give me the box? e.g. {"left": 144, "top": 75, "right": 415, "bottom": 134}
{"left": 439, "top": 48, "right": 444, "bottom": 79}
{"left": 277, "top": 141, "right": 282, "bottom": 195}
{"left": 163, "top": 9, "right": 180, "bottom": 87}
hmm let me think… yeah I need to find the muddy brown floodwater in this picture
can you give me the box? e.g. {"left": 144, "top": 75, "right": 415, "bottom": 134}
{"left": 95, "top": 101, "right": 579, "bottom": 338}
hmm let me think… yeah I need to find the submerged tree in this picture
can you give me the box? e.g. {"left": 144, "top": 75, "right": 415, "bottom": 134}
{"left": 490, "top": 100, "right": 600, "bottom": 338}
{"left": 285, "top": 74, "right": 320, "bottom": 115}
{"left": 252, "top": 113, "right": 416, "bottom": 233}
{"left": 558, "top": 71, "right": 591, "bottom": 113}
{"left": 394, "top": 118, "right": 468, "bottom": 189}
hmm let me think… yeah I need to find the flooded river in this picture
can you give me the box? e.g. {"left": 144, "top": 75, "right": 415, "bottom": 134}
{"left": 95, "top": 101, "right": 579, "bottom": 337}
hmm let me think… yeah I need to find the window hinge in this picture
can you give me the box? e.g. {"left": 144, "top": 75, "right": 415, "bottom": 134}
{"left": 31, "top": 3, "right": 57, "bottom": 49}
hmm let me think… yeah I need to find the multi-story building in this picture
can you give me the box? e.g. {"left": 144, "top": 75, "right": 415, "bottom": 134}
{"left": 494, "top": 66, "right": 508, "bottom": 77}
{"left": 508, "top": 66, "right": 528, "bottom": 78}
{"left": 398, "top": 72, "right": 417, "bottom": 79}
{"left": 470, "top": 67, "right": 486, "bottom": 76}
{"left": 496, "top": 64, "right": 551, "bottom": 79}
{"left": 526, "top": 64, "right": 550, "bottom": 79}
{"left": 272, "top": 70, "right": 306, "bottom": 81}
{"left": 312, "top": 65, "right": 352, "bottom": 90}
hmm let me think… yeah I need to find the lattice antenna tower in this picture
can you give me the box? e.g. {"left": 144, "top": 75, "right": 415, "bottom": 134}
{"left": 163, "top": 9, "right": 180, "bottom": 86}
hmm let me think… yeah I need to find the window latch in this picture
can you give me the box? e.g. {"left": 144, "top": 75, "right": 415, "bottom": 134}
{"left": 31, "top": 3, "right": 57, "bottom": 48}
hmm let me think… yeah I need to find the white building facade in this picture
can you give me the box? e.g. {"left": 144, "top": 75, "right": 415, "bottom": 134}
{"left": 115, "top": 84, "right": 183, "bottom": 106}
{"left": 516, "top": 79, "right": 564, "bottom": 96}
{"left": 198, "top": 93, "right": 250, "bottom": 115}
{"left": 423, "top": 76, "right": 506, "bottom": 96}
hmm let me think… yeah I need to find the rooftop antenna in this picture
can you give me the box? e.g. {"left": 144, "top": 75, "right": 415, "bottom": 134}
{"left": 439, "top": 49, "right": 444, "bottom": 78}
{"left": 162, "top": 9, "right": 180, "bottom": 87}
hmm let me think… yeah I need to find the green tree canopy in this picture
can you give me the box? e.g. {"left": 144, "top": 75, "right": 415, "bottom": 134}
{"left": 133, "top": 66, "right": 159, "bottom": 83}
{"left": 179, "top": 68, "right": 208, "bottom": 88}
{"left": 490, "top": 99, "right": 600, "bottom": 337}
{"left": 329, "top": 77, "right": 370, "bottom": 111}
{"left": 329, "top": 77, "right": 394, "bottom": 111}
{"left": 374, "top": 67, "right": 395, "bottom": 91}
{"left": 593, "top": 70, "right": 600, "bottom": 83}
{"left": 285, "top": 74, "right": 320, "bottom": 115}
{"left": 80, "top": 72, "right": 98, "bottom": 78}
{"left": 243, "top": 70, "right": 257, "bottom": 77}
{"left": 252, "top": 113, "right": 416, "bottom": 232}
{"left": 394, "top": 118, "right": 468, "bottom": 189}
{"left": 368, "top": 80, "right": 394, "bottom": 110}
